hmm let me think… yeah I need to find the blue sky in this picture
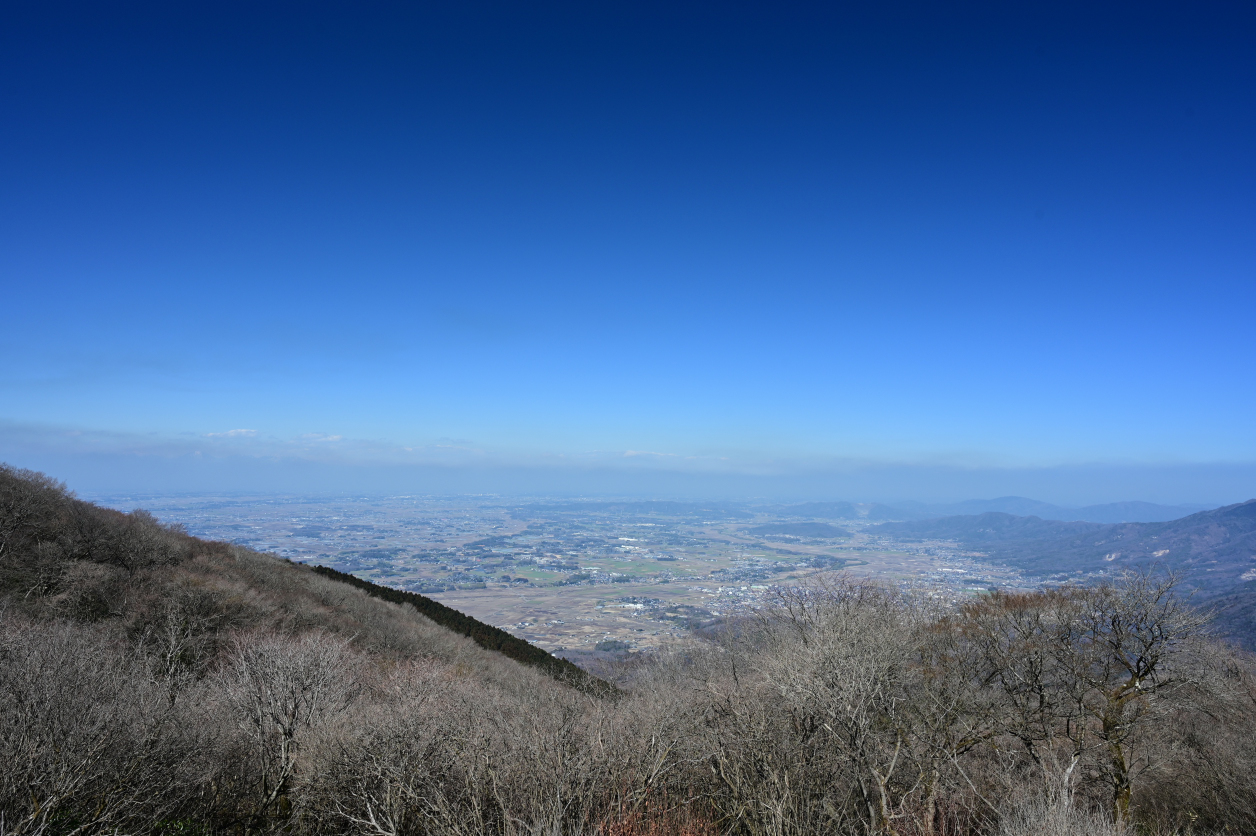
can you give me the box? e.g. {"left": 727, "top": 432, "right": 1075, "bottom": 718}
{"left": 2, "top": 1, "right": 1254, "bottom": 502}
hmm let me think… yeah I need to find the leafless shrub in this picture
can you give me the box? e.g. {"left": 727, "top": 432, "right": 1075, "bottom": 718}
{"left": 219, "top": 630, "right": 364, "bottom": 824}
{"left": 996, "top": 795, "right": 1124, "bottom": 836}
{"left": 0, "top": 612, "right": 214, "bottom": 836}
{"left": 1129, "top": 640, "right": 1256, "bottom": 834}
{"left": 98, "top": 508, "right": 191, "bottom": 571}
{"left": 0, "top": 465, "right": 70, "bottom": 564}
{"left": 676, "top": 579, "right": 997, "bottom": 835}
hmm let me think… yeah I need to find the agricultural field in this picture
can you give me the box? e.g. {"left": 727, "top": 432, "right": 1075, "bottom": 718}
{"left": 97, "top": 494, "right": 1036, "bottom": 653}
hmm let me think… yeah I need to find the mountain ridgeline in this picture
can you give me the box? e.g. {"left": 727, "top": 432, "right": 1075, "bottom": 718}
{"left": 0, "top": 463, "right": 609, "bottom": 691}
{"left": 777, "top": 496, "right": 1208, "bottom": 523}
{"left": 308, "top": 564, "right": 610, "bottom": 694}
{"left": 503, "top": 496, "right": 1207, "bottom": 525}
{"left": 870, "top": 499, "right": 1256, "bottom": 645}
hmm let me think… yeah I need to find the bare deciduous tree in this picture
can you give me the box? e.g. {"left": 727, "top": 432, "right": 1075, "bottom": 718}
{"left": 961, "top": 573, "right": 1209, "bottom": 825}
{"left": 0, "top": 613, "right": 209, "bottom": 836}
{"left": 220, "top": 630, "right": 363, "bottom": 822}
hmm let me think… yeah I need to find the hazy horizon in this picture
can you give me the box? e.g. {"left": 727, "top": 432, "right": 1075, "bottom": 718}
{"left": 3, "top": 2, "right": 1253, "bottom": 505}
{"left": 5, "top": 420, "right": 1248, "bottom": 509}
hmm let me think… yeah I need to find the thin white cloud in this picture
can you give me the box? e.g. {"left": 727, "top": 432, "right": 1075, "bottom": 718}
{"left": 205, "top": 429, "right": 258, "bottom": 438}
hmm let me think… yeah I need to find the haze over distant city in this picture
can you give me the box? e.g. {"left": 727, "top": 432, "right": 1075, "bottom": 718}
{"left": 2, "top": 2, "right": 1253, "bottom": 505}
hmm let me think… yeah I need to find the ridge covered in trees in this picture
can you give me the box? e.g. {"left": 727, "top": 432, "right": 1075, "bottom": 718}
{"left": 0, "top": 462, "right": 603, "bottom": 688}
{"left": 308, "top": 563, "right": 613, "bottom": 695}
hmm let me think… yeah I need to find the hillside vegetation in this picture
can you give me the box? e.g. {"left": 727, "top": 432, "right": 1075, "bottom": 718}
{"left": 306, "top": 564, "right": 610, "bottom": 694}
{"left": 0, "top": 464, "right": 595, "bottom": 687}
{"left": 3, "top": 464, "right": 1256, "bottom": 836}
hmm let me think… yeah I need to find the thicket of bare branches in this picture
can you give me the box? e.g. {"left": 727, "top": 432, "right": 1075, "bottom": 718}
{"left": 6, "top": 575, "right": 1253, "bottom": 836}
{"left": 3, "top": 464, "right": 1256, "bottom": 836}
{"left": 0, "top": 614, "right": 222, "bottom": 836}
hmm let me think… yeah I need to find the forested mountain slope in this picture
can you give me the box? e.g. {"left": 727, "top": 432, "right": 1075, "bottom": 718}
{"left": 0, "top": 463, "right": 598, "bottom": 690}
{"left": 5, "top": 463, "right": 1256, "bottom": 836}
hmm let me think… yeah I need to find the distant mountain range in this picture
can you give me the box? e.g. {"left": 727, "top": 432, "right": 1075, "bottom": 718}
{"left": 516, "top": 496, "right": 1209, "bottom": 525}
{"left": 870, "top": 499, "right": 1256, "bottom": 646}
{"left": 903, "top": 497, "right": 1209, "bottom": 523}
{"left": 778, "top": 496, "right": 1208, "bottom": 524}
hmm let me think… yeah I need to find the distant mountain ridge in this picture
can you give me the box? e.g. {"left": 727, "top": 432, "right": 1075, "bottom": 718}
{"left": 515, "top": 497, "right": 1207, "bottom": 525}
{"left": 779, "top": 496, "right": 1208, "bottom": 524}
{"left": 870, "top": 500, "right": 1256, "bottom": 646}
{"left": 871, "top": 512, "right": 1102, "bottom": 543}
{"left": 870, "top": 500, "right": 1256, "bottom": 589}
{"left": 921, "top": 497, "right": 1209, "bottom": 524}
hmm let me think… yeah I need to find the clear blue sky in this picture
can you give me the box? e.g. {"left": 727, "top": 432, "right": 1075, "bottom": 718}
{"left": 2, "top": 1, "right": 1254, "bottom": 502}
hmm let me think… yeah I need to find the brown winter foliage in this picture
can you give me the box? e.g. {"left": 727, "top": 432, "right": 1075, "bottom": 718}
{"left": 2, "top": 463, "right": 1256, "bottom": 836}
